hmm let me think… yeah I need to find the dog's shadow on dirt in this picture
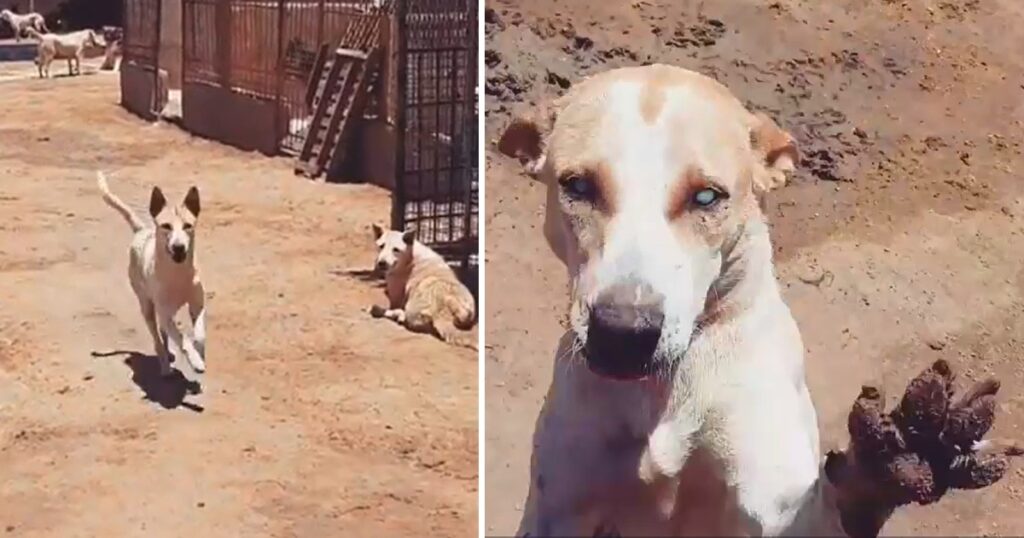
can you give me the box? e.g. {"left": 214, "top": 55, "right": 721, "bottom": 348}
{"left": 91, "top": 350, "right": 204, "bottom": 413}
{"left": 332, "top": 268, "right": 384, "bottom": 288}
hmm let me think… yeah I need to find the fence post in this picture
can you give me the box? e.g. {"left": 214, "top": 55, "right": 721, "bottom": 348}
{"left": 317, "top": 0, "right": 325, "bottom": 47}
{"left": 215, "top": 0, "right": 231, "bottom": 88}
{"left": 152, "top": 0, "right": 163, "bottom": 117}
{"left": 462, "top": 0, "right": 477, "bottom": 272}
{"left": 274, "top": 0, "right": 286, "bottom": 153}
{"left": 391, "top": 0, "right": 408, "bottom": 232}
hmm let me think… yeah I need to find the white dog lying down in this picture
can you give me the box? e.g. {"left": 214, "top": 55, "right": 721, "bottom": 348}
{"left": 369, "top": 225, "right": 478, "bottom": 349}
{"left": 24, "top": 28, "right": 105, "bottom": 78}
{"left": 0, "top": 9, "right": 47, "bottom": 42}
{"left": 498, "top": 64, "right": 1020, "bottom": 537}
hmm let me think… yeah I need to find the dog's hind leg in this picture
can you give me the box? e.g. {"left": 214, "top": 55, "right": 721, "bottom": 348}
{"left": 430, "top": 315, "right": 477, "bottom": 350}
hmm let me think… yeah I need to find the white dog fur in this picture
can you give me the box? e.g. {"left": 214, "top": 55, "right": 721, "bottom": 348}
{"left": 25, "top": 28, "right": 104, "bottom": 78}
{"left": 0, "top": 9, "right": 47, "bottom": 42}
{"left": 97, "top": 172, "right": 207, "bottom": 378}
{"left": 498, "top": 64, "right": 859, "bottom": 536}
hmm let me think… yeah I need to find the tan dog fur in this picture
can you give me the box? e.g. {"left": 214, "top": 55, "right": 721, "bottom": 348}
{"left": 370, "top": 225, "right": 477, "bottom": 350}
{"left": 496, "top": 65, "right": 860, "bottom": 536}
{"left": 97, "top": 172, "right": 207, "bottom": 378}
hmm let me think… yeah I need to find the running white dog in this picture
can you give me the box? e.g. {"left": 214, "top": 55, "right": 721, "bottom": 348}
{"left": 0, "top": 9, "right": 47, "bottom": 42}
{"left": 97, "top": 172, "right": 207, "bottom": 378}
{"left": 498, "top": 64, "right": 1017, "bottom": 537}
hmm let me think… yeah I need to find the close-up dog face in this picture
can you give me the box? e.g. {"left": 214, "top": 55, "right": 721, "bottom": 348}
{"left": 150, "top": 186, "right": 200, "bottom": 264}
{"left": 500, "top": 65, "right": 796, "bottom": 380}
{"left": 372, "top": 224, "right": 415, "bottom": 274}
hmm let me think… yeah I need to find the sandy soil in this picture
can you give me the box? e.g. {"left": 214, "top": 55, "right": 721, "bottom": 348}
{"left": 484, "top": 0, "right": 1024, "bottom": 535}
{"left": 0, "top": 63, "right": 476, "bottom": 537}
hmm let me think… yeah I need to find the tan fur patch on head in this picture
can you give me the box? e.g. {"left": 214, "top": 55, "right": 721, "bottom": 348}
{"left": 639, "top": 79, "right": 667, "bottom": 124}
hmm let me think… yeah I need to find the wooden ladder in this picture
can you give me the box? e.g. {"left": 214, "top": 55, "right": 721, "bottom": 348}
{"left": 294, "top": 12, "right": 385, "bottom": 179}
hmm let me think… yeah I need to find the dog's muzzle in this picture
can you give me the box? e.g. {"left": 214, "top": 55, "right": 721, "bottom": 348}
{"left": 169, "top": 244, "right": 187, "bottom": 263}
{"left": 376, "top": 260, "right": 389, "bottom": 272}
{"left": 584, "top": 279, "right": 665, "bottom": 380}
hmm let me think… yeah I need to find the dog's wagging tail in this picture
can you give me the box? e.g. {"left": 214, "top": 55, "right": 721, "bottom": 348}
{"left": 97, "top": 172, "right": 146, "bottom": 233}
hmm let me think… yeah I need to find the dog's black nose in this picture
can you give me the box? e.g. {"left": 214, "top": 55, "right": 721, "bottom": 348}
{"left": 376, "top": 260, "right": 388, "bottom": 272}
{"left": 170, "top": 244, "right": 187, "bottom": 262}
{"left": 585, "top": 280, "right": 665, "bottom": 380}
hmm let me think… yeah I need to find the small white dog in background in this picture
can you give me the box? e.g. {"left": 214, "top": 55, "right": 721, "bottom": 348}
{"left": 0, "top": 9, "right": 47, "bottom": 42}
{"left": 24, "top": 28, "right": 105, "bottom": 78}
{"left": 369, "top": 224, "right": 477, "bottom": 349}
{"left": 97, "top": 172, "right": 207, "bottom": 378}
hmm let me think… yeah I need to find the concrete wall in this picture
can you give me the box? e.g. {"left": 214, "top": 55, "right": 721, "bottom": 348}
{"left": 120, "top": 62, "right": 158, "bottom": 121}
{"left": 329, "top": 119, "right": 396, "bottom": 189}
{"left": 182, "top": 82, "right": 280, "bottom": 155}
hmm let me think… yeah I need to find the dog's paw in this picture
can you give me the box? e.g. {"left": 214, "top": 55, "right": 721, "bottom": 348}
{"left": 188, "top": 355, "right": 206, "bottom": 374}
{"left": 369, "top": 305, "right": 386, "bottom": 318}
{"left": 834, "top": 360, "right": 1021, "bottom": 510}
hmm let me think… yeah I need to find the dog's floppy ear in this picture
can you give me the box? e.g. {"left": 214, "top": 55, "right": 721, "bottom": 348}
{"left": 749, "top": 112, "right": 798, "bottom": 195}
{"left": 401, "top": 227, "right": 416, "bottom": 246}
{"left": 371, "top": 223, "right": 384, "bottom": 240}
{"left": 497, "top": 105, "right": 557, "bottom": 177}
{"left": 183, "top": 186, "right": 201, "bottom": 217}
{"left": 149, "top": 186, "right": 167, "bottom": 218}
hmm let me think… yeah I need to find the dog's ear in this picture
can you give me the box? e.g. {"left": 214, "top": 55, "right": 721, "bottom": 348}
{"left": 371, "top": 223, "right": 384, "bottom": 240}
{"left": 749, "top": 112, "right": 798, "bottom": 195}
{"left": 183, "top": 186, "right": 201, "bottom": 217}
{"left": 149, "top": 186, "right": 167, "bottom": 218}
{"left": 401, "top": 228, "right": 416, "bottom": 246}
{"left": 497, "top": 105, "right": 557, "bottom": 177}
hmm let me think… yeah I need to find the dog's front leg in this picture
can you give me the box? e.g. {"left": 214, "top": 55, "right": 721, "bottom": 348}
{"left": 188, "top": 282, "right": 206, "bottom": 363}
{"left": 383, "top": 308, "right": 406, "bottom": 324}
{"left": 158, "top": 310, "right": 205, "bottom": 375}
{"left": 517, "top": 405, "right": 602, "bottom": 537}
{"left": 517, "top": 349, "right": 614, "bottom": 537}
{"left": 139, "top": 298, "right": 171, "bottom": 375}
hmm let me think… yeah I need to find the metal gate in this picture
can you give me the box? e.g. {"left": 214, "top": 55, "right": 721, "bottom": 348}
{"left": 393, "top": 0, "right": 477, "bottom": 273}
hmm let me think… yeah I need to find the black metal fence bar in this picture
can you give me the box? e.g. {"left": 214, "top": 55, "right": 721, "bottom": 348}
{"left": 394, "top": 0, "right": 477, "bottom": 270}
{"left": 182, "top": 0, "right": 381, "bottom": 154}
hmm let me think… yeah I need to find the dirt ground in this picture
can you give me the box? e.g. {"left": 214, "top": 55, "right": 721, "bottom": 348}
{"left": 0, "top": 62, "right": 476, "bottom": 536}
{"left": 484, "top": 0, "right": 1024, "bottom": 535}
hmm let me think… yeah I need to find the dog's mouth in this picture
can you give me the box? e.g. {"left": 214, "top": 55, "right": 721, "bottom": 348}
{"left": 580, "top": 334, "right": 657, "bottom": 381}
{"left": 169, "top": 249, "right": 187, "bottom": 263}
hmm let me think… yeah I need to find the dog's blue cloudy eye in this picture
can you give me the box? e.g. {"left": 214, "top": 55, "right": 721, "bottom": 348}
{"left": 693, "top": 188, "right": 720, "bottom": 207}
{"left": 563, "top": 175, "right": 594, "bottom": 198}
